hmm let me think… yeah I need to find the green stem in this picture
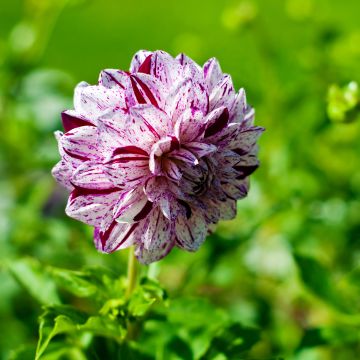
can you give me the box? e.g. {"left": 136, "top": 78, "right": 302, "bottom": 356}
{"left": 125, "top": 246, "right": 138, "bottom": 299}
{"left": 125, "top": 246, "right": 139, "bottom": 340}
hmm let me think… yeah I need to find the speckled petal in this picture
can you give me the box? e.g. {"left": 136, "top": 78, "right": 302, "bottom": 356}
{"left": 74, "top": 82, "right": 123, "bottom": 119}
{"left": 203, "top": 57, "right": 223, "bottom": 92}
{"left": 52, "top": 160, "right": 73, "bottom": 190}
{"left": 128, "top": 105, "right": 170, "bottom": 150}
{"left": 98, "top": 221, "right": 139, "bottom": 253}
{"left": 209, "top": 75, "right": 235, "bottom": 111}
{"left": 229, "top": 126, "right": 265, "bottom": 153}
{"left": 131, "top": 73, "right": 168, "bottom": 108}
{"left": 175, "top": 207, "right": 207, "bottom": 251}
{"left": 174, "top": 108, "right": 205, "bottom": 142}
{"left": 149, "top": 50, "right": 182, "bottom": 87}
{"left": 129, "top": 50, "right": 153, "bottom": 73}
{"left": 135, "top": 207, "right": 175, "bottom": 264}
{"left": 98, "top": 69, "right": 129, "bottom": 89}
{"left": 71, "top": 162, "right": 114, "bottom": 189}
{"left": 165, "top": 78, "right": 208, "bottom": 122}
{"left": 59, "top": 126, "right": 100, "bottom": 163}
{"left": 103, "top": 146, "right": 150, "bottom": 188}
{"left": 184, "top": 142, "right": 217, "bottom": 158}
{"left": 61, "top": 110, "right": 94, "bottom": 133}
{"left": 66, "top": 187, "right": 121, "bottom": 227}
{"left": 114, "top": 187, "right": 153, "bottom": 223}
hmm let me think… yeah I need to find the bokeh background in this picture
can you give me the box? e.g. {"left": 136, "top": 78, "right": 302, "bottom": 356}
{"left": 0, "top": 0, "right": 359, "bottom": 359}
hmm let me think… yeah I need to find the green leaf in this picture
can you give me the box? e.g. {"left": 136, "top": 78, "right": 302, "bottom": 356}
{"left": 47, "top": 267, "right": 98, "bottom": 298}
{"left": 8, "top": 258, "right": 60, "bottom": 305}
{"left": 297, "top": 328, "right": 329, "bottom": 349}
{"left": 78, "top": 315, "right": 127, "bottom": 341}
{"left": 165, "top": 336, "right": 193, "bottom": 360}
{"left": 327, "top": 82, "right": 359, "bottom": 123}
{"left": 200, "top": 323, "right": 261, "bottom": 360}
{"left": 297, "top": 326, "right": 360, "bottom": 350}
{"left": 117, "top": 341, "right": 154, "bottom": 360}
{"left": 128, "top": 277, "right": 167, "bottom": 318}
{"left": 36, "top": 305, "right": 87, "bottom": 360}
{"left": 294, "top": 254, "right": 352, "bottom": 313}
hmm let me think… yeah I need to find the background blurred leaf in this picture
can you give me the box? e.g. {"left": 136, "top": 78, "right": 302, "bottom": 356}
{"left": 8, "top": 258, "right": 60, "bottom": 305}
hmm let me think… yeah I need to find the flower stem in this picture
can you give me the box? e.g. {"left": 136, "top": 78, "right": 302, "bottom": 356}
{"left": 125, "top": 246, "right": 138, "bottom": 299}
{"left": 125, "top": 246, "right": 139, "bottom": 341}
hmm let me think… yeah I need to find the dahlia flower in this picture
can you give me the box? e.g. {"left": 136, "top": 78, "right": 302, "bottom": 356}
{"left": 52, "top": 50, "right": 264, "bottom": 264}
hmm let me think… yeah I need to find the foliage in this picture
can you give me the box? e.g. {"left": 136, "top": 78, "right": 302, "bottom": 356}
{"left": 1, "top": 0, "right": 360, "bottom": 359}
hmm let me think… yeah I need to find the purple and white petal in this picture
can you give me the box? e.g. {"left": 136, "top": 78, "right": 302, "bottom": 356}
{"left": 59, "top": 126, "right": 100, "bottom": 162}
{"left": 209, "top": 75, "right": 235, "bottom": 111}
{"left": 165, "top": 78, "right": 208, "bottom": 122}
{"left": 74, "top": 82, "right": 123, "bottom": 119}
{"left": 168, "top": 148, "right": 198, "bottom": 165}
{"left": 175, "top": 207, "right": 207, "bottom": 251}
{"left": 71, "top": 162, "right": 114, "bottom": 190}
{"left": 114, "top": 187, "right": 153, "bottom": 223}
{"left": 66, "top": 187, "right": 121, "bottom": 227}
{"left": 203, "top": 57, "right": 223, "bottom": 92}
{"left": 130, "top": 50, "right": 153, "bottom": 73}
{"left": 135, "top": 207, "right": 175, "bottom": 264}
{"left": 99, "top": 221, "right": 139, "bottom": 253}
{"left": 184, "top": 142, "right": 217, "bottom": 158}
{"left": 61, "top": 110, "right": 94, "bottom": 133}
{"left": 174, "top": 108, "right": 205, "bottom": 142}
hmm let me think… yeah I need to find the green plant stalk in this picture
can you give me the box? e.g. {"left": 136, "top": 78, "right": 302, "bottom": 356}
{"left": 125, "top": 246, "right": 138, "bottom": 299}
{"left": 125, "top": 246, "right": 139, "bottom": 340}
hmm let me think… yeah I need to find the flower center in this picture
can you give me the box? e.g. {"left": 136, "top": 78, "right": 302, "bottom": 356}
{"left": 180, "top": 159, "right": 212, "bottom": 196}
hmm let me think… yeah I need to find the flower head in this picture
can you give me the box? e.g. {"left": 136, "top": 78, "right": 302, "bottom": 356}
{"left": 52, "top": 50, "right": 264, "bottom": 264}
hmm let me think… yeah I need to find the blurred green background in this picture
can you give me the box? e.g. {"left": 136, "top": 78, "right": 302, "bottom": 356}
{"left": 1, "top": 0, "right": 360, "bottom": 359}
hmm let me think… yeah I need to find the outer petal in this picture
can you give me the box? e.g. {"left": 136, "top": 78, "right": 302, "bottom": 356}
{"left": 74, "top": 82, "right": 123, "bottom": 119}
{"left": 97, "top": 221, "right": 139, "bottom": 253}
{"left": 175, "top": 207, "right": 207, "bottom": 251}
{"left": 98, "top": 69, "right": 129, "bottom": 90}
{"left": 149, "top": 50, "right": 183, "bottom": 87}
{"left": 203, "top": 57, "right": 223, "bottom": 92}
{"left": 216, "top": 198, "right": 237, "bottom": 221}
{"left": 233, "top": 152, "right": 259, "bottom": 179}
{"left": 52, "top": 160, "right": 73, "bottom": 190}
{"left": 229, "top": 126, "right": 265, "bottom": 153}
{"left": 204, "top": 123, "right": 240, "bottom": 148}
{"left": 135, "top": 207, "right": 174, "bottom": 264}
{"left": 96, "top": 109, "right": 134, "bottom": 155}
{"left": 209, "top": 75, "right": 235, "bottom": 111}
{"left": 130, "top": 50, "right": 153, "bottom": 73}
{"left": 66, "top": 187, "right": 121, "bottom": 227}
{"left": 229, "top": 88, "right": 246, "bottom": 124}
{"left": 130, "top": 73, "right": 168, "bottom": 108}
{"left": 165, "top": 78, "right": 209, "bottom": 122}
{"left": 61, "top": 110, "right": 94, "bottom": 133}
{"left": 103, "top": 146, "right": 150, "bottom": 188}
{"left": 176, "top": 53, "right": 204, "bottom": 86}
{"left": 114, "top": 187, "right": 153, "bottom": 223}
{"left": 60, "top": 126, "right": 100, "bottom": 163}
{"left": 203, "top": 107, "right": 229, "bottom": 138}
{"left": 71, "top": 162, "right": 114, "bottom": 190}
{"left": 222, "top": 178, "right": 249, "bottom": 200}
